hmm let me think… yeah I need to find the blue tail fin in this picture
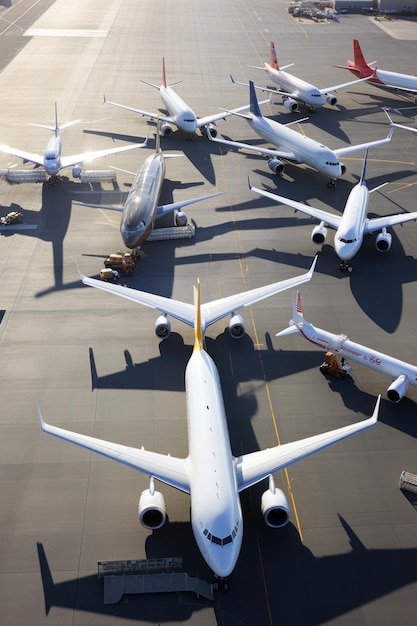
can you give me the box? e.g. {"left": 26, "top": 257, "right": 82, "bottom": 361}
{"left": 249, "top": 81, "right": 262, "bottom": 117}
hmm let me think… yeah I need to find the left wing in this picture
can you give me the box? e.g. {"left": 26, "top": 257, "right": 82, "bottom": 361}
{"left": 0, "top": 145, "right": 45, "bottom": 167}
{"left": 249, "top": 180, "right": 342, "bottom": 230}
{"left": 60, "top": 138, "right": 148, "bottom": 169}
{"left": 318, "top": 76, "right": 370, "bottom": 96}
{"left": 79, "top": 255, "right": 317, "bottom": 331}
{"left": 334, "top": 129, "right": 393, "bottom": 157}
{"left": 364, "top": 211, "right": 417, "bottom": 234}
{"left": 37, "top": 403, "right": 190, "bottom": 493}
{"left": 156, "top": 191, "right": 224, "bottom": 220}
{"left": 237, "top": 396, "right": 380, "bottom": 491}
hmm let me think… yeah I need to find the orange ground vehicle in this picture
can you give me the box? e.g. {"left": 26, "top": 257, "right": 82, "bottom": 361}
{"left": 319, "top": 352, "right": 351, "bottom": 378}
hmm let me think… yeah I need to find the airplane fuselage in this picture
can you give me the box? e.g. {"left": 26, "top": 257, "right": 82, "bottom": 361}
{"left": 248, "top": 114, "right": 342, "bottom": 179}
{"left": 120, "top": 152, "right": 165, "bottom": 248}
{"left": 160, "top": 86, "right": 198, "bottom": 135}
{"left": 334, "top": 183, "right": 368, "bottom": 261}
{"left": 265, "top": 63, "right": 325, "bottom": 108}
{"left": 185, "top": 348, "right": 243, "bottom": 578}
{"left": 44, "top": 134, "right": 63, "bottom": 176}
{"left": 296, "top": 321, "right": 417, "bottom": 393}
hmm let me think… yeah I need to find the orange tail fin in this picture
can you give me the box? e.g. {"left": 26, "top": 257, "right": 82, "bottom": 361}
{"left": 269, "top": 41, "right": 279, "bottom": 70}
{"left": 353, "top": 39, "right": 369, "bottom": 68}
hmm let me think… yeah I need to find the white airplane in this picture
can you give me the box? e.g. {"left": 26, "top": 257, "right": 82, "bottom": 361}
{"left": 37, "top": 261, "right": 380, "bottom": 581}
{"left": 75, "top": 130, "right": 223, "bottom": 249}
{"left": 244, "top": 41, "right": 367, "bottom": 112}
{"left": 0, "top": 102, "right": 147, "bottom": 183}
{"left": 207, "top": 80, "right": 393, "bottom": 186}
{"left": 249, "top": 148, "right": 417, "bottom": 270}
{"left": 335, "top": 39, "right": 417, "bottom": 94}
{"left": 104, "top": 58, "right": 264, "bottom": 138}
{"left": 277, "top": 290, "right": 417, "bottom": 403}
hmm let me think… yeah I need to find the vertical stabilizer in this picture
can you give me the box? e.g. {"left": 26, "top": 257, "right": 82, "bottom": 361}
{"left": 249, "top": 81, "right": 262, "bottom": 117}
{"left": 54, "top": 101, "right": 59, "bottom": 136}
{"left": 353, "top": 39, "right": 369, "bottom": 68}
{"left": 359, "top": 148, "right": 369, "bottom": 186}
{"left": 269, "top": 41, "right": 279, "bottom": 70}
{"left": 162, "top": 57, "right": 167, "bottom": 88}
{"left": 193, "top": 279, "right": 204, "bottom": 352}
{"left": 155, "top": 119, "right": 162, "bottom": 152}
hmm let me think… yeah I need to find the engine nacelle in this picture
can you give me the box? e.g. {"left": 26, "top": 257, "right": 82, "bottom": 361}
{"left": 261, "top": 477, "right": 290, "bottom": 528}
{"left": 201, "top": 122, "right": 217, "bottom": 138}
{"left": 138, "top": 487, "right": 166, "bottom": 529}
{"left": 268, "top": 158, "right": 285, "bottom": 175}
{"left": 155, "top": 315, "right": 171, "bottom": 339}
{"left": 160, "top": 123, "right": 173, "bottom": 137}
{"left": 228, "top": 313, "right": 245, "bottom": 339}
{"left": 311, "top": 221, "right": 327, "bottom": 244}
{"left": 72, "top": 165, "right": 82, "bottom": 179}
{"left": 375, "top": 228, "right": 392, "bottom": 252}
{"left": 327, "top": 94, "right": 338, "bottom": 106}
{"left": 283, "top": 98, "right": 298, "bottom": 112}
{"left": 340, "top": 163, "right": 347, "bottom": 176}
{"left": 175, "top": 210, "right": 187, "bottom": 227}
{"left": 387, "top": 374, "right": 409, "bottom": 403}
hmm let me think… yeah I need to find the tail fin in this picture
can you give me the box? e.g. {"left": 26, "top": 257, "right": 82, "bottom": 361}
{"left": 54, "top": 101, "right": 59, "bottom": 136}
{"left": 162, "top": 57, "right": 167, "bottom": 88}
{"left": 359, "top": 147, "right": 368, "bottom": 186}
{"left": 269, "top": 41, "right": 279, "bottom": 70}
{"left": 353, "top": 39, "right": 369, "bottom": 68}
{"left": 155, "top": 119, "right": 162, "bottom": 152}
{"left": 193, "top": 279, "right": 204, "bottom": 352}
{"left": 276, "top": 291, "right": 308, "bottom": 338}
{"left": 249, "top": 81, "right": 262, "bottom": 117}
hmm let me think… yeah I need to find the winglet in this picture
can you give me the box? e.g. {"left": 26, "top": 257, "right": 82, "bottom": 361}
{"left": 193, "top": 279, "right": 204, "bottom": 352}
{"left": 307, "top": 254, "right": 319, "bottom": 278}
{"left": 370, "top": 394, "right": 381, "bottom": 425}
{"left": 36, "top": 401, "right": 47, "bottom": 432}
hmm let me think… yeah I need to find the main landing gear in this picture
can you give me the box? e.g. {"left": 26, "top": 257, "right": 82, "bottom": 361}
{"left": 214, "top": 575, "right": 229, "bottom": 591}
{"left": 339, "top": 260, "right": 350, "bottom": 271}
{"left": 327, "top": 178, "right": 337, "bottom": 188}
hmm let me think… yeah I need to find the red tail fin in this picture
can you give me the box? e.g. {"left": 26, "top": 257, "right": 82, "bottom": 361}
{"left": 162, "top": 57, "right": 167, "bottom": 88}
{"left": 269, "top": 41, "right": 279, "bottom": 70}
{"left": 353, "top": 39, "right": 369, "bottom": 68}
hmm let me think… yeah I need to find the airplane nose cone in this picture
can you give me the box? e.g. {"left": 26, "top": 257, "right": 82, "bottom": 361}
{"left": 209, "top": 548, "right": 238, "bottom": 579}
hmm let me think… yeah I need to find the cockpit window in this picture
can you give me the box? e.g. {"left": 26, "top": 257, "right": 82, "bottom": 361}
{"left": 203, "top": 521, "right": 239, "bottom": 546}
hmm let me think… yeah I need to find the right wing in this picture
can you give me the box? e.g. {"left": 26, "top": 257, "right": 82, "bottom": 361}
{"left": 0, "top": 145, "right": 45, "bottom": 167}
{"left": 249, "top": 180, "right": 342, "bottom": 230}
{"left": 79, "top": 256, "right": 317, "bottom": 331}
{"left": 37, "top": 403, "right": 190, "bottom": 493}
{"left": 104, "top": 96, "right": 175, "bottom": 125}
{"left": 237, "top": 396, "right": 380, "bottom": 491}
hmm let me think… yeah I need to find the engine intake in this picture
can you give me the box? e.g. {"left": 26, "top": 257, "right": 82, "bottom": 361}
{"left": 138, "top": 480, "right": 167, "bottom": 530}
{"left": 228, "top": 313, "right": 245, "bottom": 338}
{"left": 155, "top": 315, "right": 171, "bottom": 339}
{"left": 387, "top": 374, "right": 409, "bottom": 403}
{"left": 375, "top": 228, "right": 392, "bottom": 252}
{"left": 326, "top": 94, "right": 338, "bottom": 106}
{"left": 268, "top": 158, "right": 285, "bottom": 175}
{"left": 201, "top": 122, "right": 217, "bottom": 138}
{"left": 261, "top": 476, "right": 290, "bottom": 528}
{"left": 160, "top": 123, "right": 173, "bottom": 137}
{"left": 311, "top": 221, "right": 327, "bottom": 244}
{"left": 283, "top": 98, "right": 298, "bottom": 112}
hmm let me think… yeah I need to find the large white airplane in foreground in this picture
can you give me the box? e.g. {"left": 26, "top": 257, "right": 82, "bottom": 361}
{"left": 104, "top": 58, "right": 264, "bottom": 138}
{"left": 38, "top": 260, "right": 380, "bottom": 581}
{"left": 335, "top": 39, "right": 417, "bottom": 94}
{"left": 0, "top": 102, "right": 146, "bottom": 183}
{"left": 249, "top": 149, "right": 417, "bottom": 270}
{"left": 207, "top": 81, "right": 393, "bottom": 186}
{"left": 277, "top": 291, "right": 417, "bottom": 403}
{"left": 245, "top": 41, "right": 367, "bottom": 112}
{"left": 76, "top": 131, "right": 223, "bottom": 249}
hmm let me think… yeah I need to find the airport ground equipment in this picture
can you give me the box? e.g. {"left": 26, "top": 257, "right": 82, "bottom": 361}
{"left": 320, "top": 352, "right": 351, "bottom": 378}
{"left": 0, "top": 211, "right": 22, "bottom": 225}
{"left": 99, "top": 268, "right": 119, "bottom": 282}
{"left": 104, "top": 252, "right": 136, "bottom": 276}
{"left": 399, "top": 471, "right": 417, "bottom": 495}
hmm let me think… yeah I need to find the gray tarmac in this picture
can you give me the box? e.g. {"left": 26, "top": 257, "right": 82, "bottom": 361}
{"left": 0, "top": 1, "right": 417, "bottom": 624}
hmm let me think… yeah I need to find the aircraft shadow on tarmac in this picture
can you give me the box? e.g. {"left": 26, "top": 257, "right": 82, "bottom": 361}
{"left": 36, "top": 512, "right": 417, "bottom": 625}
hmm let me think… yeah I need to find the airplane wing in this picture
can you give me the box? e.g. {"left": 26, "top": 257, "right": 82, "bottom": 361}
{"left": 196, "top": 99, "right": 270, "bottom": 129}
{"left": 156, "top": 191, "right": 224, "bottom": 219}
{"left": 60, "top": 138, "right": 148, "bottom": 169}
{"left": 249, "top": 181, "right": 342, "bottom": 230}
{"left": 206, "top": 128, "right": 298, "bottom": 161}
{"left": 237, "top": 396, "right": 380, "bottom": 491}
{"left": 37, "top": 403, "right": 191, "bottom": 493}
{"left": 0, "top": 145, "right": 45, "bottom": 167}
{"left": 104, "top": 97, "right": 175, "bottom": 124}
{"left": 334, "top": 128, "right": 393, "bottom": 157}
{"left": 79, "top": 256, "right": 317, "bottom": 331}
{"left": 364, "top": 211, "right": 417, "bottom": 234}
{"left": 319, "top": 76, "right": 370, "bottom": 96}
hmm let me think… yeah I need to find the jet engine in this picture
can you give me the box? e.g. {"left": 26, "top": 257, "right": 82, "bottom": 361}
{"left": 72, "top": 165, "right": 82, "bottom": 179}
{"left": 261, "top": 476, "right": 290, "bottom": 528}
{"left": 311, "top": 221, "right": 327, "bottom": 244}
{"left": 201, "top": 123, "right": 218, "bottom": 138}
{"left": 155, "top": 315, "right": 171, "bottom": 339}
{"left": 228, "top": 313, "right": 245, "bottom": 338}
{"left": 375, "top": 228, "right": 392, "bottom": 252}
{"left": 138, "top": 479, "right": 167, "bottom": 529}
{"left": 283, "top": 98, "right": 298, "bottom": 112}
{"left": 340, "top": 163, "right": 347, "bottom": 175}
{"left": 387, "top": 374, "right": 409, "bottom": 403}
{"left": 175, "top": 210, "right": 187, "bottom": 226}
{"left": 160, "top": 123, "right": 173, "bottom": 137}
{"left": 326, "top": 94, "right": 338, "bottom": 106}
{"left": 268, "top": 158, "right": 285, "bottom": 175}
